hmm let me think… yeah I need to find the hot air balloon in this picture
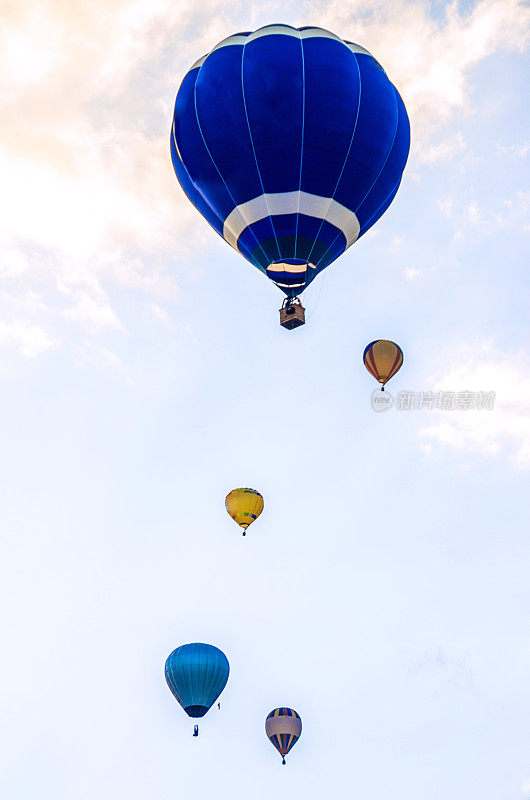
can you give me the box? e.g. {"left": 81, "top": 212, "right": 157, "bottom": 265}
{"left": 363, "top": 339, "right": 403, "bottom": 389}
{"left": 225, "top": 488, "right": 264, "bottom": 535}
{"left": 165, "top": 643, "right": 229, "bottom": 734}
{"left": 171, "top": 25, "right": 410, "bottom": 328}
{"left": 266, "top": 707, "right": 302, "bottom": 764}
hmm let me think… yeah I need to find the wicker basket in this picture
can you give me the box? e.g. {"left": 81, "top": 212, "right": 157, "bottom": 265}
{"left": 279, "top": 301, "right": 305, "bottom": 329}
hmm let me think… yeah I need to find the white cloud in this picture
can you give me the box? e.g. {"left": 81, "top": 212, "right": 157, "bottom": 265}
{"left": 313, "top": 0, "right": 530, "bottom": 159}
{"left": 64, "top": 292, "right": 126, "bottom": 333}
{"left": 74, "top": 340, "right": 132, "bottom": 381}
{"left": 147, "top": 302, "right": 169, "bottom": 322}
{"left": 420, "top": 341, "right": 530, "bottom": 469}
{"left": 437, "top": 196, "right": 454, "bottom": 219}
{"left": 466, "top": 201, "right": 482, "bottom": 225}
{"left": 388, "top": 236, "right": 404, "bottom": 254}
{"left": 0, "top": 321, "right": 56, "bottom": 358}
{"left": 503, "top": 191, "right": 530, "bottom": 232}
{"left": 441, "top": 188, "right": 530, "bottom": 239}
{"left": 418, "top": 132, "right": 467, "bottom": 166}
{"left": 497, "top": 142, "right": 530, "bottom": 158}
{"left": 0, "top": 0, "right": 205, "bottom": 363}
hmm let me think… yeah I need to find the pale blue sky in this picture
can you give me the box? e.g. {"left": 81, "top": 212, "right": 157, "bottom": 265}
{"left": 0, "top": 1, "right": 529, "bottom": 799}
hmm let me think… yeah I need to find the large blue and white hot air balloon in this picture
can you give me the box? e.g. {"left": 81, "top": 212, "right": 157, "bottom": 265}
{"left": 165, "top": 643, "right": 229, "bottom": 734}
{"left": 171, "top": 24, "right": 410, "bottom": 317}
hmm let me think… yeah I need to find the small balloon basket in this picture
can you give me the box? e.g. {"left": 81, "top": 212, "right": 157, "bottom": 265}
{"left": 279, "top": 297, "right": 305, "bottom": 330}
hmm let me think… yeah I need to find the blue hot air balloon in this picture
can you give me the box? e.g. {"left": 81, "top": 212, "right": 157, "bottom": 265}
{"left": 171, "top": 25, "right": 410, "bottom": 325}
{"left": 165, "top": 643, "right": 229, "bottom": 734}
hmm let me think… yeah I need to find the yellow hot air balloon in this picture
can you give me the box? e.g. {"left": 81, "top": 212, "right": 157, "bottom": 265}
{"left": 225, "top": 488, "right": 264, "bottom": 535}
{"left": 363, "top": 339, "right": 403, "bottom": 390}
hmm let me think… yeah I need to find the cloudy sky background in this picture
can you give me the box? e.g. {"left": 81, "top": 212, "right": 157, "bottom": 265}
{"left": 0, "top": 0, "right": 529, "bottom": 798}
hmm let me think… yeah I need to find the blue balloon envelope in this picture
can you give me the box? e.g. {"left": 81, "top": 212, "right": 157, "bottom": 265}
{"left": 171, "top": 24, "right": 410, "bottom": 297}
{"left": 165, "top": 642, "right": 229, "bottom": 718}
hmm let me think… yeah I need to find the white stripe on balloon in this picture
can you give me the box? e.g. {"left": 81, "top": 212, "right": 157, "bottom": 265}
{"left": 222, "top": 191, "right": 360, "bottom": 252}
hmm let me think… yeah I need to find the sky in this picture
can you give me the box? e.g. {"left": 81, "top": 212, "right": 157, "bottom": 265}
{"left": 0, "top": 0, "right": 529, "bottom": 798}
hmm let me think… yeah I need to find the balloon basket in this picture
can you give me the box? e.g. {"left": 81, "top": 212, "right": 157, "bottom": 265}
{"left": 279, "top": 298, "right": 305, "bottom": 330}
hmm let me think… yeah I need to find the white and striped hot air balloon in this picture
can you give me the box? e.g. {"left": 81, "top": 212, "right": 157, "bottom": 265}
{"left": 265, "top": 707, "right": 302, "bottom": 765}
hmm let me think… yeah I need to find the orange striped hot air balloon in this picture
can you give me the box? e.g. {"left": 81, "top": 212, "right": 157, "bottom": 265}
{"left": 363, "top": 339, "right": 403, "bottom": 390}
